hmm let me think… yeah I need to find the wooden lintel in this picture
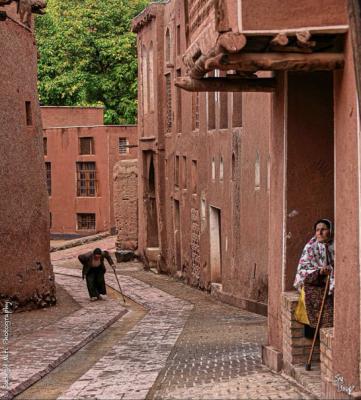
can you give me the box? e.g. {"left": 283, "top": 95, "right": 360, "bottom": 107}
{"left": 205, "top": 52, "right": 344, "bottom": 72}
{"left": 175, "top": 77, "right": 276, "bottom": 93}
{"left": 241, "top": 25, "right": 349, "bottom": 36}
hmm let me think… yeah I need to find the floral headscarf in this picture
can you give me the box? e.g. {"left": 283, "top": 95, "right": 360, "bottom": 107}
{"left": 294, "top": 220, "right": 335, "bottom": 292}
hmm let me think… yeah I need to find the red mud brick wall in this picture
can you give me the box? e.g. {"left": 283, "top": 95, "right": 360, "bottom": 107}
{"left": 0, "top": 17, "right": 55, "bottom": 310}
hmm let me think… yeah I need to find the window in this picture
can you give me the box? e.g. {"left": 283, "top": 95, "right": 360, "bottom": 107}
{"left": 142, "top": 46, "right": 148, "bottom": 114}
{"left": 255, "top": 151, "right": 261, "bottom": 190}
{"left": 25, "top": 101, "right": 32, "bottom": 126}
{"left": 79, "top": 137, "right": 94, "bottom": 155}
{"left": 165, "top": 28, "right": 171, "bottom": 63}
{"left": 149, "top": 42, "right": 154, "bottom": 111}
{"left": 176, "top": 69, "right": 182, "bottom": 133}
{"left": 182, "top": 156, "right": 187, "bottom": 188}
{"left": 220, "top": 157, "right": 224, "bottom": 181}
{"left": 267, "top": 155, "right": 271, "bottom": 192}
{"left": 192, "top": 92, "right": 200, "bottom": 131}
{"left": 119, "top": 138, "right": 129, "bottom": 154}
{"left": 212, "top": 158, "right": 216, "bottom": 180}
{"left": 232, "top": 92, "right": 242, "bottom": 128}
{"left": 77, "top": 213, "right": 96, "bottom": 230}
{"left": 45, "top": 162, "right": 51, "bottom": 196}
{"left": 220, "top": 92, "right": 229, "bottom": 129}
{"left": 166, "top": 74, "right": 172, "bottom": 132}
{"left": 232, "top": 153, "right": 236, "bottom": 181}
{"left": 191, "top": 160, "right": 198, "bottom": 194}
{"left": 177, "top": 24, "right": 181, "bottom": 55}
{"left": 76, "top": 162, "right": 97, "bottom": 197}
{"left": 43, "top": 137, "right": 47, "bottom": 156}
{"left": 175, "top": 155, "right": 180, "bottom": 187}
{"left": 207, "top": 72, "right": 216, "bottom": 130}
{"left": 49, "top": 212, "right": 52, "bottom": 229}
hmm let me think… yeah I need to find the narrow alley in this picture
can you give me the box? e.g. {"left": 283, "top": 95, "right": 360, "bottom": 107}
{"left": 1, "top": 239, "right": 312, "bottom": 400}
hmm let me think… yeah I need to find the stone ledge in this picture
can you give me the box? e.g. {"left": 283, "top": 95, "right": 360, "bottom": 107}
{"left": 210, "top": 283, "right": 268, "bottom": 316}
{"left": 262, "top": 345, "right": 283, "bottom": 372}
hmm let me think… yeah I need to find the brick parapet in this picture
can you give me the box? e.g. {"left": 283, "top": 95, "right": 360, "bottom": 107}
{"left": 282, "top": 291, "right": 320, "bottom": 375}
{"left": 320, "top": 327, "right": 335, "bottom": 397}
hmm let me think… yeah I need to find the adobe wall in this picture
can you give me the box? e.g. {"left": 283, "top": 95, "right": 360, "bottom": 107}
{"left": 0, "top": 17, "right": 55, "bottom": 310}
{"left": 331, "top": 35, "right": 360, "bottom": 397}
{"left": 135, "top": 0, "right": 271, "bottom": 310}
{"left": 113, "top": 160, "right": 138, "bottom": 251}
{"left": 41, "top": 106, "right": 104, "bottom": 128}
{"left": 45, "top": 124, "right": 137, "bottom": 236}
{"left": 45, "top": 126, "right": 111, "bottom": 235}
{"left": 241, "top": 0, "right": 347, "bottom": 31}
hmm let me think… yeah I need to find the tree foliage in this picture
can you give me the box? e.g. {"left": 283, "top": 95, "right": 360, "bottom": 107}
{"left": 35, "top": 0, "right": 148, "bottom": 124}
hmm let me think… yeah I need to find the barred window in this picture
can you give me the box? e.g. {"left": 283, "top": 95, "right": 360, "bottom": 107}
{"left": 79, "top": 137, "right": 94, "bottom": 155}
{"left": 43, "top": 137, "right": 47, "bottom": 156}
{"left": 166, "top": 73, "right": 172, "bottom": 132}
{"left": 45, "top": 162, "right": 51, "bottom": 196}
{"left": 76, "top": 162, "right": 97, "bottom": 197}
{"left": 77, "top": 213, "right": 96, "bottom": 230}
{"left": 119, "top": 138, "right": 129, "bottom": 155}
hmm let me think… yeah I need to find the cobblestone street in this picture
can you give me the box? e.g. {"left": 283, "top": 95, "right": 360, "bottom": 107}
{"left": 3, "top": 239, "right": 313, "bottom": 400}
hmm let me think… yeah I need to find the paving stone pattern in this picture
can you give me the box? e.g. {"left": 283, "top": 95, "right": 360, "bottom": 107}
{"left": 55, "top": 266, "right": 193, "bottom": 400}
{"left": 0, "top": 274, "right": 126, "bottom": 400}
{"left": 120, "top": 266, "right": 313, "bottom": 400}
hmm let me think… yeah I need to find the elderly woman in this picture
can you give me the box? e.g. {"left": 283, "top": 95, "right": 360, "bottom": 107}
{"left": 294, "top": 219, "right": 334, "bottom": 338}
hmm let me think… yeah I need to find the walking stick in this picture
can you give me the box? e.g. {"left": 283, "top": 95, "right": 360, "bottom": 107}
{"left": 305, "top": 273, "right": 331, "bottom": 371}
{"left": 111, "top": 265, "right": 126, "bottom": 304}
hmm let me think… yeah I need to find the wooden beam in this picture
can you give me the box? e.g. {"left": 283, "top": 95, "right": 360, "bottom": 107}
{"left": 241, "top": 25, "right": 349, "bottom": 36}
{"left": 348, "top": 0, "right": 361, "bottom": 120}
{"left": 217, "top": 32, "right": 247, "bottom": 53}
{"left": 205, "top": 52, "right": 344, "bottom": 72}
{"left": 175, "top": 76, "right": 276, "bottom": 92}
{"left": 296, "top": 31, "right": 316, "bottom": 48}
{"left": 270, "top": 33, "right": 289, "bottom": 47}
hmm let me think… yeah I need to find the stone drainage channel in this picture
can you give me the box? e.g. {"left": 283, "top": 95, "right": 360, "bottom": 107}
{"left": 7, "top": 267, "right": 193, "bottom": 400}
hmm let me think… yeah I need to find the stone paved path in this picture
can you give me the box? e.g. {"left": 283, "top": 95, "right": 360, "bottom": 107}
{"left": 0, "top": 274, "right": 126, "bottom": 400}
{"left": 50, "top": 236, "right": 116, "bottom": 265}
{"left": 5, "top": 240, "right": 314, "bottom": 400}
{"left": 54, "top": 266, "right": 193, "bottom": 400}
{"left": 119, "top": 266, "right": 313, "bottom": 400}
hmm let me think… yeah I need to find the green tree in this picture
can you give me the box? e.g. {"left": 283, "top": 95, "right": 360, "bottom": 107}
{"left": 35, "top": 0, "right": 148, "bottom": 124}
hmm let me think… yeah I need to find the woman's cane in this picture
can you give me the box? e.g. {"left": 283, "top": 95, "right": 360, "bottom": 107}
{"left": 111, "top": 265, "right": 126, "bottom": 304}
{"left": 305, "top": 245, "right": 331, "bottom": 371}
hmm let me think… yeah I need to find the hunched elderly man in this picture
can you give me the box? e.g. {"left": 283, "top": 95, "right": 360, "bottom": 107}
{"left": 78, "top": 248, "right": 115, "bottom": 301}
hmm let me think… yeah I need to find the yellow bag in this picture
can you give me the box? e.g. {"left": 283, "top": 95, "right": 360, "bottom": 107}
{"left": 294, "top": 287, "right": 310, "bottom": 325}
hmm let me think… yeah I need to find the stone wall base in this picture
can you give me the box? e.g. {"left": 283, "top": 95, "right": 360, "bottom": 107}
{"left": 262, "top": 345, "right": 283, "bottom": 372}
{"left": 210, "top": 283, "right": 267, "bottom": 316}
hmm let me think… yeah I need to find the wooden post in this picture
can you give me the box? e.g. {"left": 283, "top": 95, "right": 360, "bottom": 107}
{"left": 348, "top": 0, "right": 361, "bottom": 119}
{"left": 205, "top": 52, "right": 344, "bottom": 72}
{"left": 175, "top": 76, "right": 276, "bottom": 92}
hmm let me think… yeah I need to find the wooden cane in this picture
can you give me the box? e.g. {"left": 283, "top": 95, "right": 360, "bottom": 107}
{"left": 305, "top": 273, "right": 330, "bottom": 371}
{"left": 112, "top": 266, "right": 126, "bottom": 304}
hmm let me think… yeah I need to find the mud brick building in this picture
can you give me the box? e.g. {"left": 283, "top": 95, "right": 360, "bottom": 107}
{"left": 42, "top": 106, "right": 137, "bottom": 237}
{"left": 133, "top": 0, "right": 361, "bottom": 398}
{"left": 133, "top": 3, "right": 271, "bottom": 310}
{"left": 0, "top": 1, "right": 56, "bottom": 311}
